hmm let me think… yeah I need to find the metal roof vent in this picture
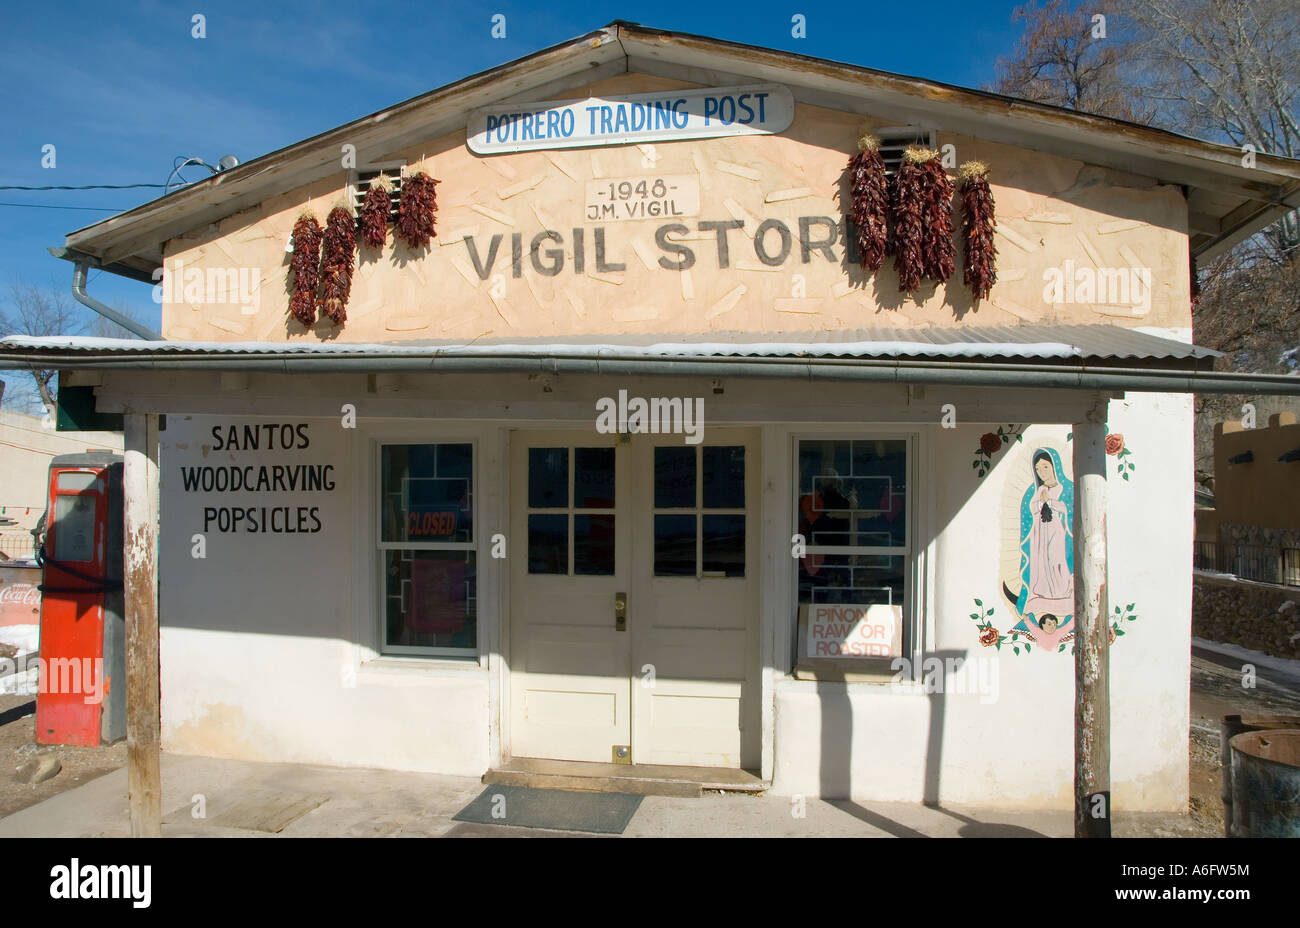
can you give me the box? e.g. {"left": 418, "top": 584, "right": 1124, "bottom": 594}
{"left": 875, "top": 127, "right": 937, "bottom": 177}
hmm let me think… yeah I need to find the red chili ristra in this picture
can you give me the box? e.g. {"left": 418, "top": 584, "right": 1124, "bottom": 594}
{"left": 317, "top": 205, "right": 357, "bottom": 325}
{"left": 358, "top": 174, "right": 392, "bottom": 251}
{"left": 845, "top": 134, "right": 890, "bottom": 272}
{"left": 395, "top": 171, "right": 440, "bottom": 249}
{"left": 288, "top": 211, "right": 322, "bottom": 327}
{"left": 891, "top": 147, "right": 930, "bottom": 294}
{"left": 958, "top": 161, "right": 997, "bottom": 301}
{"left": 921, "top": 157, "right": 956, "bottom": 283}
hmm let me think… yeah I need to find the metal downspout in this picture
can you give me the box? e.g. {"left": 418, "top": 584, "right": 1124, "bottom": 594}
{"left": 71, "top": 262, "right": 163, "bottom": 341}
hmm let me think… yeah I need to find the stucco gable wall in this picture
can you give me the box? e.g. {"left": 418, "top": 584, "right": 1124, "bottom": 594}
{"left": 160, "top": 72, "right": 1191, "bottom": 341}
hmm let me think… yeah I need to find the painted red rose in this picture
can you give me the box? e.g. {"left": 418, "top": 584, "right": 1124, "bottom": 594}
{"left": 980, "top": 432, "right": 1002, "bottom": 455}
{"left": 1105, "top": 433, "right": 1124, "bottom": 456}
{"left": 978, "top": 626, "right": 999, "bottom": 647}
{"left": 1108, "top": 626, "right": 1117, "bottom": 643}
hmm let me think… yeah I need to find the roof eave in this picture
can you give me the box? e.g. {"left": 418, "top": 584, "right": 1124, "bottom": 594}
{"left": 5, "top": 348, "right": 1299, "bottom": 395}
{"left": 60, "top": 24, "right": 628, "bottom": 270}
{"left": 55, "top": 20, "right": 1300, "bottom": 278}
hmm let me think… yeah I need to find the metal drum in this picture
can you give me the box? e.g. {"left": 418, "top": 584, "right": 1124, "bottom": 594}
{"left": 1220, "top": 715, "right": 1300, "bottom": 837}
{"left": 1229, "top": 730, "right": 1300, "bottom": 838}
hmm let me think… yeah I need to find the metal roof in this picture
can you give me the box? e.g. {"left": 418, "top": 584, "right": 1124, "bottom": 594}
{"left": 0, "top": 325, "right": 1217, "bottom": 363}
{"left": 6, "top": 325, "right": 1299, "bottom": 396}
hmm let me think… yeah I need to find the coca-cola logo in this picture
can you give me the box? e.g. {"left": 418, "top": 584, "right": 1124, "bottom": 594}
{"left": 0, "top": 584, "right": 41, "bottom": 607}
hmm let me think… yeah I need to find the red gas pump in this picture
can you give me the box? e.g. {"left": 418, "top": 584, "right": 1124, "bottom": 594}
{"left": 35, "top": 453, "right": 126, "bottom": 746}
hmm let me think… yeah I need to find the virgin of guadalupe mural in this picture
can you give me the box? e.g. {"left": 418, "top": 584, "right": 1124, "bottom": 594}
{"left": 1001, "top": 445, "right": 1075, "bottom": 648}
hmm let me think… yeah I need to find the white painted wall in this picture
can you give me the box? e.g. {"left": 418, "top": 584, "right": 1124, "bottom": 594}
{"left": 155, "top": 379, "right": 1191, "bottom": 809}
{"left": 158, "top": 414, "right": 490, "bottom": 775}
{"left": 771, "top": 389, "right": 1193, "bottom": 810}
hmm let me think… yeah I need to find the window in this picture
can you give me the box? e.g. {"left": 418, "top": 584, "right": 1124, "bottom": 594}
{"left": 794, "top": 438, "right": 910, "bottom": 672}
{"left": 653, "top": 445, "right": 746, "bottom": 578}
{"left": 378, "top": 442, "right": 475, "bottom": 656}
{"left": 526, "top": 446, "right": 617, "bottom": 576}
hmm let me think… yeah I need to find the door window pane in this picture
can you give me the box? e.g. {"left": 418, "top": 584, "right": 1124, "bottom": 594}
{"left": 528, "top": 514, "right": 568, "bottom": 574}
{"left": 384, "top": 550, "right": 476, "bottom": 650}
{"left": 702, "top": 446, "right": 745, "bottom": 509}
{"left": 574, "top": 514, "right": 615, "bottom": 575}
{"left": 654, "top": 446, "right": 696, "bottom": 508}
{"left": 574, "top": 447, "right": 615, "bottom": 508}
{"left": 654, "top": 514, "right": 696, "bottom": 576}
{"left": 382, "top": 443, "right": 473, "bottom": 543}
{"left": 528, "top": 448, "right": 568, "bottom": 508}
{"left": 702, "top": 514, "right": 745, "bottom": 577}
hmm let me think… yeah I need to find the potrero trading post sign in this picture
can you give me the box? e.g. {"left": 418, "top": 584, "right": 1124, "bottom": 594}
{"left": 467, "top": 84, "right": 795, "bottom": 154}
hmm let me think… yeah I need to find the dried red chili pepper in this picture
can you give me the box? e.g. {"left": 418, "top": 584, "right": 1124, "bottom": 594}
{"left": 891, "top": 146, "right": 930, "bottom": 294}
{"left": 395, "top": 171, "right": 439, "bottom": 249}
{"left": 317, "top": 204, "right": 357, "bottom": 325}
{"left": 958, "top": 161, "right": 997, "bottom": 301}
{"left": 358, "top": 173, "right": 392, "bottom": 251}
{"left": 845, "top": 133, "right": 890, "bottom": 272}
{"left": 921, "top": 156, "right": 956, "bottom": 283}
{"left": 288, "top": 210, "right": 322, "bottom": 327}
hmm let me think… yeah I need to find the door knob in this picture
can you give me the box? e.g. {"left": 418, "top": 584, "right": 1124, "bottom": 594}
{"left": 615, "top": 592, "right": 627, "bottom": 632}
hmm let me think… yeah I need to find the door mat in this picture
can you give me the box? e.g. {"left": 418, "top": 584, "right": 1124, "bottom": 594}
{"left": 162, "top": 790, "right": 328, "bottom": 833}
{"left": 441, "top": 822, "right": 602, "bottom": 838}
{"left": 452, "top": 785, "right": 643, "bottom": 835}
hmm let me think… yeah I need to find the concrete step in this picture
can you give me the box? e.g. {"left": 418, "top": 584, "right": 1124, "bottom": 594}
{"left": 484, "top": 757, "right": 768, "bottom": 798}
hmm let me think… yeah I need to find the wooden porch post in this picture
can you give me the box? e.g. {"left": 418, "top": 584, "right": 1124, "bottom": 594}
{"left": 123, "top": 412, "right": 161, "bottom": 838}
{"left": 1073, "top": 400, "right": 1110, "bottom": 837}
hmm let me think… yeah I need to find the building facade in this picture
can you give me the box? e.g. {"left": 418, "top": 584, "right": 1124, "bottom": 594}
{"left": 9, "top": 23, "right": 1300, "bottom": 812}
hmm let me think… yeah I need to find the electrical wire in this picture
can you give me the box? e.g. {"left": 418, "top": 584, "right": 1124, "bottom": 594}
{"left": 0, "top": 183, "right": 165, "bottom": 191}
{"left": 0, "top": 202, "right": 127, "bottom": 212}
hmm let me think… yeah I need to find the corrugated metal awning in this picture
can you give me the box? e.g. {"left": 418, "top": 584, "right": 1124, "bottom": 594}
{"left": 4, "top": 324, "right": 1299, "bottom": 395}
{"left": 0, "top": 324, "right": 1218, "bottom": 363}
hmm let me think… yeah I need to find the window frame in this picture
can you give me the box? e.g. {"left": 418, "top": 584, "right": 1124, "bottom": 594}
{"left": 374, "top": 438, "right": 479, "bottom": 659}
{"left": 788, "top": 431, "right": 919, "bottom": 678}
{"left": 524, "top": 444, "right": 618, "bottom": 577}
{"left": 651, "top": 443, "right": 748, "bottom": 580}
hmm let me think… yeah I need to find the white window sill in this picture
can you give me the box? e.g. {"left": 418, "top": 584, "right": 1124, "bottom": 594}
{"left": 775, "top": 671, "right": 927, "bottom": 694}
{"left": 354, "top": 655, "right": 488, "bottom": 685}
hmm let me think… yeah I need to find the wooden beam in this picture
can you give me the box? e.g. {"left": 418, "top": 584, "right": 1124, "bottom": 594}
{"left": 1072, "top": 402, "right": 1111, "bottom": 838}
{"left": 123, "top": 412, "right": 161, "bottom": 838}
{"left": 1187, "top": 211, "right": 1222, "bottom": 236}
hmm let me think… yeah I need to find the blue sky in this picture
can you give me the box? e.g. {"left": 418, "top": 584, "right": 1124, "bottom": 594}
{"left": 0, "top": 0, "right": 1030, "bottom": 365}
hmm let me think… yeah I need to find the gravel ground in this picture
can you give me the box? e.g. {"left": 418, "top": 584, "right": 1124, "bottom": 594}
{"left": 1186, "top": 654, "right": 1300, "bottom": 837}
{"left": 0, "top": 693, "right": 128, "bottom": 819}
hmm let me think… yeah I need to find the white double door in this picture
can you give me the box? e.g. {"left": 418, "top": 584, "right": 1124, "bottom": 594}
{"left": 508, "top": 428, "right": 759, "bottom": 769}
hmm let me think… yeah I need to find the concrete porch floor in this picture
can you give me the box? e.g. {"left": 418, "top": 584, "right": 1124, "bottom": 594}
{"left": 0, "top": 752, "right": 1209, "bottom": 838}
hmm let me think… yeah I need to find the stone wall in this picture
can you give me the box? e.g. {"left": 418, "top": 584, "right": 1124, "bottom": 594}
{"left": 1192, "top": 573, "right": 1300, "bottom": 659}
